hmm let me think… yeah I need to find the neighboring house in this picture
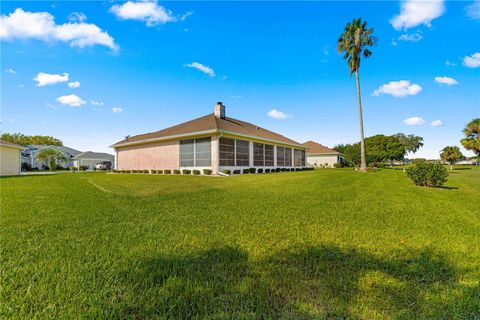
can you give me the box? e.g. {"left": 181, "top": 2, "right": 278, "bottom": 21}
{"left": 72, "top": 151, "right": 114, "bottom": 170}
{"left": 21, "top": 145, "right": 81, "bottom": 170}
{"left": 112, "top": 102, "right": 307, "bottom": 173}
{"left": 0, "top": 139, "right": 24, "bottom": 176}
{"left": 302, "top": 140, "right": 344, "bottom": 167}
{"left": 455, "top": 159, "right": 479, "bottom": 165}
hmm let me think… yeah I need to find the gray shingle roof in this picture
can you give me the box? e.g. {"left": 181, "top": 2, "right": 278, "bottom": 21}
{"left": 72, "top": 151, "right": 114, "bottom": 160}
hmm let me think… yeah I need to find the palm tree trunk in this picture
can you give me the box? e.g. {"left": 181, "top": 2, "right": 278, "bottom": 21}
{"left": 355, "top": 69, "right": 367, "bottom": 172}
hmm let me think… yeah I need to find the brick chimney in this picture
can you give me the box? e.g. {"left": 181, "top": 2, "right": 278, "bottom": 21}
{"left": 214, "top": 102, "right": 225, "bottom": 119}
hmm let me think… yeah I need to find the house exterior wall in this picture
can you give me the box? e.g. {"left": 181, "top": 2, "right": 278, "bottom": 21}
{"left": 114, "top": 133, "right": 307, "bottom": 174}
{"left": 307, "top": 154, "right": 342, "bottom": 167}
{"left": 1, "top": 146, "right": 21, "bottom": 176}
{"left": 116, "top": 139, "right": 180, "bottom": 170}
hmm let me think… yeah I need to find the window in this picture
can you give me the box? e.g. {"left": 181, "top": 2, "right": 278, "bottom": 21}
{"left": 235, "top": 139, "right": 249, "bottom": 166}
{"left": 254, "top": 143, "right": 264, "bottom": 166}
{"left": 285, "top": 147, "right": 292, "bottom": 166}
{"left": 265, "top": 144, "right": 274, "bottom": 166}
{"left": 180, "top": 137, "right": 211, "bottom": 167}
{"left": 277, "top": 146, "right": 285, "bottom": 166}
{"left": 294, "top": 149, "right": 306, "bottom": 167}
{"left": 180, "top": 139, "right": 194, "bottom": 166}
{"left": 219, "top": 137, "right": 235, "bottom": 166}
{"left": 195, "top": 137, "right": 211, "bottom": 166}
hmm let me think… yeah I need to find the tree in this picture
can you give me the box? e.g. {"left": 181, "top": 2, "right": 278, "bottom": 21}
{"left": 393, "top": 133, "right": 424, "bottom": 155}
{"left": 337, "top": 18, "right": 377, "bottom": 172}
{"left": 1, "top": 133, "right": 63, "bottom": 146}
{"left": 365, "top": 134, "right": 405, "bottom": 164}
{"left": 440, "top": 146, "right": 464, "bottom": 170}
{"left": 35, "top": 148, "right": 67, "bottom": 171}
{"left": 460, "top": 118, "right": 480, "bottom": 158}
{"left": 335, "top": 143, "right": 361, "bottom": 168}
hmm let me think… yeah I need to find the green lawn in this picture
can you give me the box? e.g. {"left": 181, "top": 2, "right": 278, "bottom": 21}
{"left": 1, "top": 168, "right": 479, "bottom": 319}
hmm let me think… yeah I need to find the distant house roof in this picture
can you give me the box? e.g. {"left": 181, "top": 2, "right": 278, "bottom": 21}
{"left": 112, "top": 113, "right": 306, "bottom": 148}
{"left": 0, "top": 139, "right": 24, "bottom": 149}
{"left": 72, "top": 151, "right": 114, "bottom": 160}
{"left": 302, "top": 141, "right": 341, "bottom": 155}
{"left": 25, "top": 145, "right": 82, "bottom": 157}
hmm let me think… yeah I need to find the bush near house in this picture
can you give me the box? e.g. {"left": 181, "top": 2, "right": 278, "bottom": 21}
{"left": 79, "top": 165, "right": 88, "bottom": 171}
{"left": 243, "top": 169, "right": 250, "bottom": 174}
{"left": 193, "top": 170, "right": 200, "bottom": 175}
{"left": 406, "top": 162, "right": 448, "bottom": 187}
{"left": 233, "top": 170, "right": 241, "bottom": 175}
{"left": 258, "top": 168, "right": 263, "bottom": 173}
{"left": 164, "top": 170, "right": 171, "bottom": 174}
{"left": 265, "top": 169, "right": 271, "bottom": 173}
{"left": 182, "top": 170, "right": 192, "bottom": 175}
{"left": 203, "top": 169, "right": 212, "bottom": 175}
{"left": 157, "top": 170, "right": 163, "bottom": 174}
{"left": 173, "top": 170, "right": 181, "bottom": 175}
{"left": 223, "top": 170, "right": 231, "bottom": 175}
{"left": 249, "top": 168, "right": 256, "bottom": 173}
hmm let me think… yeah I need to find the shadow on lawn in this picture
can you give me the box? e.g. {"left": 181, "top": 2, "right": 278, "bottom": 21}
{"left": 112, "top": 245, "right": 477, "bottom": 319}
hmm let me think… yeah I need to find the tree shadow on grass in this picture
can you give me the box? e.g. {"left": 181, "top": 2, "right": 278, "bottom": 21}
{"left": 110, "top": 245, "right": 478, "bottom": 319}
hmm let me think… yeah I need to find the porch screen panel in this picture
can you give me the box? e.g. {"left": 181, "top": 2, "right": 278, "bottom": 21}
{"left": 301, "top": 150, "right": 306, "bottom": 166}
{"left": 264, "top": 144, "right": 274, "bottom": 166}
{"left": 219, "top": 137, "right": 235, "bottom": 166}
{"left": 253, "top": 143, "right": 264, "bottom": 166}
{"left": 235, "top": 139, "right": 249, "bottom": 166}
{"left": 284, "top": 147, "right": 292, "bottom": 166}
{"left": 277, "top": 146, "right": 285, "bottom": 166}
{"left": 180, "top": 139, "right": 194, "bottom": 166}
{"left": 294, "top": 149, "right": 303, "bottom": 167}
{"left": 195, "top": 137, "right": 211, "bottom": 166}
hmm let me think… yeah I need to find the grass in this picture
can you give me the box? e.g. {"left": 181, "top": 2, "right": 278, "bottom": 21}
{"left": 1, "top": 168, "right": 479, "bottom": 319}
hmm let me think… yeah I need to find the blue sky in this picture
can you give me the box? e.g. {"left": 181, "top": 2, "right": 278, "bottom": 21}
{"left": 1, "top": 1, "right": 479, "bottom": 158}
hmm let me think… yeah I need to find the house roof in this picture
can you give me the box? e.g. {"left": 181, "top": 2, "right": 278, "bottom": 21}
{"left": 26, "top": 145, "right": 82, "bottom": 157}
{"left": 72, "top": 151, "right": 114, "bottom": 160}
{"left": 112, "top": 113, "right": 306, "bottom": 148}
{"left": 0, "top": 139, "right": 24, "bottom": 149}
{"left": 302, "top": 140, "right": 341, "bottom": 155}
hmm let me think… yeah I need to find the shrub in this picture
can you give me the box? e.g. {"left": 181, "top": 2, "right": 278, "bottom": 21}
{"left": 265, "top": 169, "right": 270, "bottom": 173}
{"left": 333, "top": 162, "right": 342, "bottom": 168}
{"left": 80, "top": 165, "right": 88, "bottom": 171}
{"left": 173, "top": 170, "right": 181, "bottom": 175}
{"left": 151, "top": 170, "right": 157, "bottom": 174}
{"left": 193, "top": 170, "right": 200, "bottom": 175}
{"left": 243, "top": 169, "right": 250, "bottom": 174}
{"left": 143, "top": 170, "right": 149, "bottom": 174}
{"left": 406, "top": 162, "right": 448, "bottom": 187}
{"left": 203, "top": 169, "right": 212, "bottom": 175}
{"left": 223, "top": 170, "right": 231, "bottom": 175}
{"left": 233, "top": 170, "right": 241, "bottom": 175}
{"left": 164, "top": 169, "right": 172, "bottom": 174}
{"left": 21, "top": 162, "right": 32, "bottom": 171}
{"left": 182, "top": 169, "right": 191, "bottom": 175}
{"left": 280, "top": 168, "right": 286, "bottom": 172}
{"left": 157, "top": 170, "right": 163, "bottom": 174}
{"left": 258, "top": 168, "right": 263, "bottom": 173}
{"left": 276, "top": 168, "right": 281, "bottom": 172}
{"left": 125, "top": 170, "right": 131, "bottom": 174}
{"left": 249, "top": 168, "right": 256, "bottom": 173}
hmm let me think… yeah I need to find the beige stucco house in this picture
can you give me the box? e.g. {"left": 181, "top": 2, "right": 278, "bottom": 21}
{"left": 112, "top": 102, "right": 307, "bottom": 174}
{"left": 302, "top": 140, "right": 344, "bottom": 168}
{"left": 0, "top": 139, "right": 24, "bottom": 176}
{"left": 72, "top": 151, "right": 114, "bottom": 170}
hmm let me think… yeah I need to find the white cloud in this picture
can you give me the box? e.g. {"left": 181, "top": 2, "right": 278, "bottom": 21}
{"left": 185, "top": 62, "right": 215, "bottom": 77}
{"left": 67, "top": 81, "right": 80, "bottom": 88}
{"left": 0, "top": 8, "right": 117, "bottom": 50}
{"left": 390, "top": 0, "right": 445, "bottom": 30}
{"left": 445, "top": 60, "right": 456, "bottom": 67}
{"left": 372, "top": 80, "right": 422, "bottom": 97}
{"left": 33, "top": 72, "right": 69, "bottom": 86}
{"left": 434, "top": 76, "right": 458, "bottom": 86}
{"left": 463, "top": 52, "right": 480, "bottom": 68}
{"left": 431, "top": 119, "right": 443, "bottom": 127}
{"left": 398, "top": 32, "right": 423, "bottom": 42}
{"left": 466, "top": 0, "right": 480, "bottom": 19}
{"left": 5, "top": 68, "right": 15, "bottom": 74}
{"left": 68, "top": 12, "right": 87, "bottom": 23}
{"left": 109, "top": 1, "right": 176, "bottom": 27}
{"left": 90, "top": 100, "right": 104, "bottom": 106}
{"left": 180, "top": 11, "right": 193, "bottom": 22}
{"left": 112, "top": 107, "right": 123, "bottom": 113}
{"left": 56, "top": 94, "right": 86, "bottom": 107}
{"left": 403, "top": 117, "right": 425, "bottom": 126}
{"left": 268, "top": 109, "right": 291, "bottom": 120}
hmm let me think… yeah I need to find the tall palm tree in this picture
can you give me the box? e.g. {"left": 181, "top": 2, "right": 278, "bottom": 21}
{"left": 36, "top": 148, "right": 67, "bottom": 171}
{"left": 460, "top": 118, "right": 480, "bottom": 159}
{"left": 337, "top": 18, "right": 377, "bottom": 172}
